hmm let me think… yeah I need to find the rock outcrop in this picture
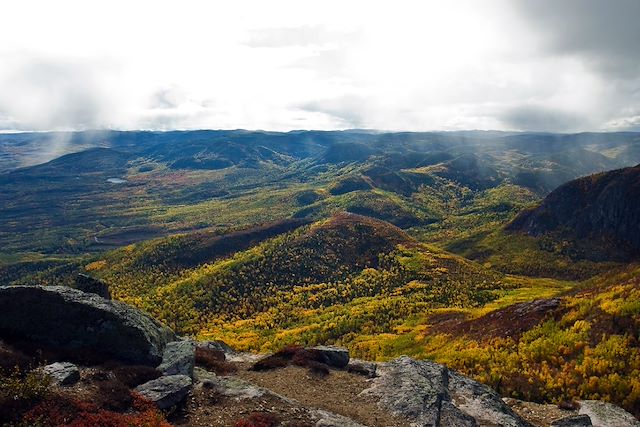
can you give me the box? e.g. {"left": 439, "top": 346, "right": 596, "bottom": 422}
{"left": 158, "top": 340, "right": 195, "bottom": 376}
{"left": 449, "top": 371, "right": 532, "bottom": 426}
{"left": 310, "top": 345, "right": 350, "bottom": 369}
{"left": 578, "top": 400, "right": 640, "bottom": 427}
{"left": 361, "top": 356, "right": 531, "bottom": 427}
{"left": 551, "top": 414, "right": 593, "bottom": 427}
{"left": 0, "top": 285, "right": 175, "bottom": 364}
{"left": 3, "top": 284, "right": 637, "bottom": 426}
{"left": 42, "top": 361, "right": 80, "bottom": 385}
{"left": 135, "top": 374, "right": 193, "bottom": 409}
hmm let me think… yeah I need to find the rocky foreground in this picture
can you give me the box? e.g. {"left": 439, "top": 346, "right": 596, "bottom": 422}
{"left": 0, "top": 284, "right": 638, "bottom": 427}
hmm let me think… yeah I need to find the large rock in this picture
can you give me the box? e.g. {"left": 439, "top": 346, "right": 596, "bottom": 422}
{"left": 578, "top": 400, "right": 640, "bottom": 427}
{"left": 361, "top": 356, "right": 531, "bottom": 427}
{"left": 551, "top": 414, "right": 593, "bottom": 427}
{"left": 158, "top": 340, "right": 195, "bottom": 377}
{"left": 449, "top": 371, "right": 532, "bottom": 427}
{"left": 135, "top": 374, "right": 192, "bottom": 409}
{"left": 43, "top": 361, "right": 80, "bottom": 385}
{"left": 310, "top": 345, "right": 350, "bottom": 369}
{"left": 0, "top": 285, "right": 175, "bottom": 364}
{"left": 75, "top": 274, "right": 111, "bottom": 299}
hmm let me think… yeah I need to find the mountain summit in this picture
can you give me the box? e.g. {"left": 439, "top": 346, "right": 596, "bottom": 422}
{"left": 508, "top": 164, "right": 640, "bottom": 260}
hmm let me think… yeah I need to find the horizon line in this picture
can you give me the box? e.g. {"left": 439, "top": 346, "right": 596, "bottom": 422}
{"left": 2, "top": 128, "right": 639, "bottom": 135}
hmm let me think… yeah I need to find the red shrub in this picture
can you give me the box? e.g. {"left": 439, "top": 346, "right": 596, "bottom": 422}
{"left": 196, "top": 347, "right": 225, "bottom": 362}
{"left": 558, "top": 400, "right": 580, "bottom": 410}
{"left": 233, "top": 412, "right": 280, "bottom": 427}
{"left": 94, "top": 378, "right": 134, "bottom": 411}
{"left": 22, "top": 393, "right": 170, "bottom": 427}
{"left": 112, "top": 365, "right": 162, "bottom": 387}
{"left": 250, "top": 355, "right": 289, "bottom": 371}
{"left": 291, "top": 349, "right": 323, "bottom": 367}
{"left": 250, "top": 345, "right": 305, "bottom": 371}
{"left": 195, "top": 347, "right": 237, "bottom": 374}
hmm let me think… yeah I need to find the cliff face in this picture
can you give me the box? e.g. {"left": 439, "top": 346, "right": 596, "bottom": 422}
{"left": 508, "top": 164, "right": 640, "bottom": 260}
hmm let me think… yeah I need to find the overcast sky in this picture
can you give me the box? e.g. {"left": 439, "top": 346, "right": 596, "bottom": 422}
{"left": 0, "top": 0, "right": 638, "bottom": 132}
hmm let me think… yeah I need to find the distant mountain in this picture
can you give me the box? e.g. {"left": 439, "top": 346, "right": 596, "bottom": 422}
{"left": 508, "top": 164, "right": 640, "bottom": 261}
{"left": 3, "top": 130, "right": 640, "bottom": 420}
{"left": 2, "top": 130, "right": 640, "bottom": 257}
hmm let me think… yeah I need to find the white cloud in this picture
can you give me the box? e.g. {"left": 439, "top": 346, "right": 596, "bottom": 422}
{"left": 0, "top": 0, "right": 638, "bottom": 132}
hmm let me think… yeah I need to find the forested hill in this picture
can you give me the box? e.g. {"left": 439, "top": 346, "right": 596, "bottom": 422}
{"left": 2, "top": 130, "right": 640, "bottom": 418}
{"left": 508, "top": 163, "right": 640, "bottom": 261}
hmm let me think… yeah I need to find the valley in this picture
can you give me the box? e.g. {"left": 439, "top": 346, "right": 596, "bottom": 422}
{"left": 1, "top": 130, "right": 640, "bottom": 419}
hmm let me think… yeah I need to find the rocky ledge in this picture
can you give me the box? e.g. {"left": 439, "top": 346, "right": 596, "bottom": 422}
{"left": 0, "top": 284, "right": 637, "bottom": 427}
{"left": 0, "top": 285, "right": 175, "bottom": 364}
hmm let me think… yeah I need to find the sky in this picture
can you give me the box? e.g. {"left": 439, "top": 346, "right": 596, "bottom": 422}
{"left": 0, "top": 0, "right": 638, "bottom": 132}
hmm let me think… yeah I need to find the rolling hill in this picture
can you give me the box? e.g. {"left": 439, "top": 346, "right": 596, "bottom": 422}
{"left": 2, "top": 130, "right": 640, "bottom": 419}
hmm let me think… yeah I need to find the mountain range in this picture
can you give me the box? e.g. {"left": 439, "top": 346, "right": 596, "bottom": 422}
{"left": 1, "top": 129, "right": 640, "bottom": 421}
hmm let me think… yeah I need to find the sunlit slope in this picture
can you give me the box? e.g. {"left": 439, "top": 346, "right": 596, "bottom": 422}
{"left": 76, "top": 213, "right": 507, "bottom": 337}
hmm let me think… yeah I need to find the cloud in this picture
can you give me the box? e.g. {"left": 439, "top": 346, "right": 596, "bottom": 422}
{"left": 297, "top": 96, "right": 370, "bottom": 128}
{"left": 0, "top": 0, "right": 639, "bottom": 132}
{"left": 0, "top": 56, "right": 116, "bottom": 131}
{"left": 605, "top": 114, "right": 640, "bottom": 132}
{"left": 499, "top": 105, "right": 586, "bottom": 133}
{"left": 244, "top": 25, "right": 356, "bottom": 48}
{"left": 150, "top": 86, "right": 188, "bottom": 110}
{"left": 512, "top": 0, "right": 640, "bottom": 79}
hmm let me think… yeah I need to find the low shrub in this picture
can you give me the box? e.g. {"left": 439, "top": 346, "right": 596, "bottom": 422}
{"left": 251, "top": 346, "right": 333, "bottom": 377}
{"left": 250, "top": 345, "right": 304, "bottom": 371}
{"left": 94, "top": 378, "right": 133, "bottom": 411}
{"left": 22, "top": 393, "right": 170, "bottom": 427}
{"left": 233, "top": 411, "right": 280, "bottom": 427}
{"left": 291, "top": 349, "right": 324, "bottom": 367}
{"left": 112, "top": 365, "right": 162, "bottom": 387}
{"left": 0, "top": 366, "right": 51, "bottom": 424}
{"left": 195, "top": 347, "right": 237, "bottom": 375}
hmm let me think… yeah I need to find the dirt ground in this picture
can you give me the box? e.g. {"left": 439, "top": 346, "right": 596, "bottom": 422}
{"left": 167, "top": 357, "right": 409, "bottom": 427}
{"left": 238, "top": 365, "right": 408, "bottom": 427}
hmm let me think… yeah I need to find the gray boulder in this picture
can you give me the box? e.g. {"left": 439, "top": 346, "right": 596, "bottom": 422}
{"left": 551, "top": 414, "right": 593, "bottom": 427}
{"left": 578, "top": 400, "right": 640, "bottom": 427}
{"left": 310, "top": 345, "right": 350, "bottom": 369}
{"left": 0, "top": 285, "right": 176, "bottom": 364}
{"left": 449, "top": 371, "right": 532, "bottom": 427}
{"left": 43, "top": 362, "right": 80, "bottom": 385}
{"left": 198, "top": 375, "right": 265, "bottom": 400}
{"left": 75, "top": 274, "right": 111, "bottom": 299}
{"left": 361, "top": 356, "right": 461, "bottom": 425}
{"left": 440, "top": 401, "right": 478, "bottom": 427}
{"left": 135, "top": 374, "right": 192, "bottom": 409}
{"left": 361, "top": 356, "right": 531, "bottom": 427}
{"left": 158, "top": 340, "right": 195, "bottom": 377}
